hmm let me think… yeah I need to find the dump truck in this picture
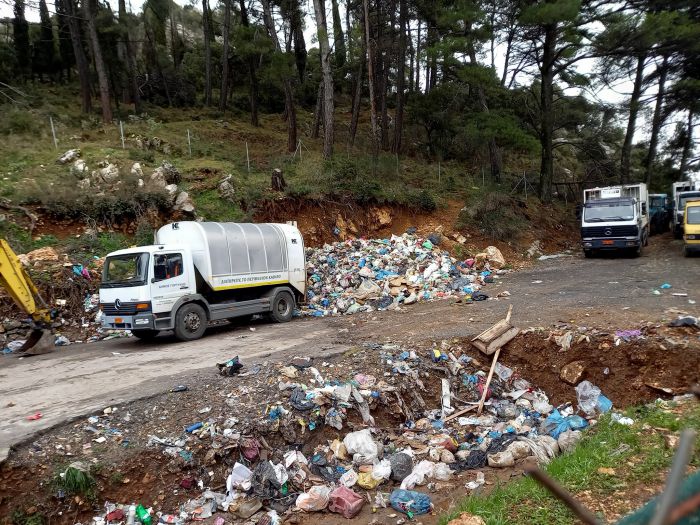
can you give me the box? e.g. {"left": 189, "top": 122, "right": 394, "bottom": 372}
{"left": 580, "top": 183, "right": 649, "bottom": 257}
{"left": 684, "top": 200, "right": 700, "bottom": 257}
{"left": 0, "top": 239, "right": 55, "bottom": 355}
{"left": 99, "top": 222, "right": 306, "bottom": 341}
{"left": 673, "top": 181, "right": 700, "bottom": 239}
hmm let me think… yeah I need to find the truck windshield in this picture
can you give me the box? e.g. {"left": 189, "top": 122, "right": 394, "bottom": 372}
{"left": 584, "top": 203, "right": 635, "bottom": 222}
{"left": 688, "top": 207, "right": 700, "bottom": 225}
{"left": 650, "top": 197, "right": 665, "bottom": 208}
{"left": 102, "top": 253, "right": 149, "bottom": 287}
{"left": 679, "top": 193, "right": 700, "bottom": 211}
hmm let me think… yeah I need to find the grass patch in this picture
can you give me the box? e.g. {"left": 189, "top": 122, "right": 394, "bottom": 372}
{"left": 10, "top": 509, "right": 45, "bottom": 525}
{"left": 52, "top": 463, "right": 97, "bottom": 501}
{"left": 440, "top": 401, "right": 700, "bottom": 525}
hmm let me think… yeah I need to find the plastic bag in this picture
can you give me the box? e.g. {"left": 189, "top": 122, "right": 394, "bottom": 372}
{"left": 296, "top": 485, "right": 331, "bottom": 512}
{"left": 494, "top": 362, "right": 513, "bottom": 381}
{"left": 343, "top": 429, "right": 378, "bottom": 464}
{"left": 328, "top": 486, "right": 364, "bottom": 518}
{"left": 390, "top": 489, "right": 432, "bottom": 516}
{"left": 372, "top": 459, "right": 392, "bottom": 481}
{"left": 465, "top": 471, "right": 485, "bottom": 490}
{"left": 433, "top": 463, "right": 453, "bottom": 481}
{"left": 227, "top": 462, "right": 253, "bottom": 492}
{"left": 400, "top": 461, "right": 435, "bottom": 490}
{"left": 557, "top": 430, "right": 583, "bottom": 453}
{"left": 251, "top": 461, "right": 281, "bottom": 499}
{"left": 340, "top": 469, "right": 358, "bottom": 488}
{"left": 541, "top": 409, "right": 589, "bottom": 439}
{"left": 357, "top": 471, "right": 382, "bottom": 489}
{"left": 531, "top": 391, "right": 553, "bottom": 414}
{"left": 388, "top": 453, "right": 413, "bottom": 481}
{"left": 575, "top": 381, "right": 601, "bottom": 417}
{"left": 354, "top": 279, "right": 381, "bottom": 300}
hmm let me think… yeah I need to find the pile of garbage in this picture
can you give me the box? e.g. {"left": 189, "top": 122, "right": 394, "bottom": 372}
{"left": 84, "top": 339, "right": 624, "bottom": 524}
{"left": 0, "top": 246, "right": 127, "bottom": 353}
{"left": 303, "top": 234, "right": 508, "bottom": 316}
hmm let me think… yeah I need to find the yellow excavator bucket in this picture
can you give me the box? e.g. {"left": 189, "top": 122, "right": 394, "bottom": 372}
{"left": 0, "top": 239, "right": 54, "bottom": 355}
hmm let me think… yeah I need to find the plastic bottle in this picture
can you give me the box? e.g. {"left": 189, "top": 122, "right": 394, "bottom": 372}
{"left": 127, "top": 505, "right": 136, "bottom": 525}
{"left": 135, "top": 505, "right": 152, "bottom": 525}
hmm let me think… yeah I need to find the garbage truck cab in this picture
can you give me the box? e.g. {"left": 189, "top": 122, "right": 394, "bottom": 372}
{"left": 580, "top": 184, "right": 649, "bottom": 258}
{"left": 649, "top": 193, "right": 670, "bottom": 234}
{"left": 99, "top": 222, "right": 306, "bottom": 341}
{"left": 674, "top": 189, "right": 700, "bottom": 239}
{"left": 684, "top": 200, "right": 700, "bottom": 257}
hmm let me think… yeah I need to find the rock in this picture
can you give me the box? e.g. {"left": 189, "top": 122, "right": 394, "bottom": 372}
{"left": 77, "top": 178, "right": 91, "bottom": 190}
{"left": 452, "top": 233, "right": 467, "bottom": 244}
{"left": 164, "top": 184, "right": 179, "bottom": 203}
{"left": 137, "top": 179, "right": 144, "bottom": 188}
{"left": 149, "top": 169, "right": 167, "bottom": 189}
{"left": 219, "top": 175, "right": 235, "bottom": 199}
{"left": 447, "top": 513, "right": 486, "bottom": 525}
{"left": 560, "top": 360, "right": 586, "bottom": 385}
{"left": 484, "top": 246, "right": 506, "bottom": 269}
{"left": 597, "top": 467, "right": 616, "bottom": 476}
{"left": 131, "top": 162, "right": 144, "bottom": 178}
{"left": 372, "top": 208, "right": 392, "bottom": 227}
{"left": 440, "top": 449, "right": 455, "bottom": 464}
{"left": 71, "top": 159, "right": 88, "bottom": 178}
{"left": 173, "top": 191, "right": 195, "bottom": 214}
{"left": 57, "top": 149, "right": 80, "bottom": 164}
{"left": 93, "top": 163, "right": 119, "bottom": 184}
{"left": 25, "top": 247, "right": 59, "bottom": 264}
{"left": 152, "top": 161, "right": 181, "bottom": 186}
{"left": 526, "top": 240, "right": 542, "bottom": 258}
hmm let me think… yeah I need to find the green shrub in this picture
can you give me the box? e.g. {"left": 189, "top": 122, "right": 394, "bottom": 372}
{"left": 0, "top": 108, "right": 39, "bottom": 135}
{"left": 127, "top": 148, "right": 155, "bottom": 163}
{"left": 458, "top": 190, "right": 525, "bottom": 241}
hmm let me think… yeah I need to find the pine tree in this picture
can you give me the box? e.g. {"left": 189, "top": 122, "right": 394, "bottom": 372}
{"left": 12, "top": 0, "right": 30, "bottom": 79}
{"left": 55, "top": 0, "right": 75, "bottom": 81}
{"left": 33, "top": 0, "right": 57, "bottom": 81}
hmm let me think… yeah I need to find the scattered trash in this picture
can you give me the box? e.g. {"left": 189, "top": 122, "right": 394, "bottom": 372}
{"left": 611, "top": 413, "right": 634, "bottom": 426}
{"left": 390, "top": 489, "right": 432, "bottom": 516}
{"left": 575, "top": 381, "right": 612, "bottom": 417}
{"left": 660, "top": 283, "right": 672, "bottom": 289}
{"left": 26, "top": 412, "right": 42, "bottom": 421}
{"left": 217, "top": 356, "right": 243, "bottom": 376}
{"left": 668, "top": 316, "right": 698, "bottom": 328}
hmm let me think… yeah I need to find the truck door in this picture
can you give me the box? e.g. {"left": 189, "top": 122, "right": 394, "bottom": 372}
{"left": 150, "top": 252, "right": 191, "bottom": 314}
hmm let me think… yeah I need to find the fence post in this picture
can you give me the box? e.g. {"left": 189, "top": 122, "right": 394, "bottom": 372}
{"left": 49, "top": 116, "right": 58, "bottom": 149}
{"left": 187, "top": 129, "right": 192, "bottom": 156}
{"left": 119, "top": 120, "right": 125, "bottom": 149}
{"left": 246, "top": 141, "right": 250, "bottom": 173}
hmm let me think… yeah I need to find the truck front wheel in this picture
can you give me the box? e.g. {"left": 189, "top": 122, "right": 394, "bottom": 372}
{"left": 174, "top": 303, "right": 208, "bottom": 341}
{"left": 269, "top": 291, "right": 294, "bottom": 323}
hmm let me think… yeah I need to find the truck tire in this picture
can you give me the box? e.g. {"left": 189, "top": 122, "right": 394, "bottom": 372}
{"left": 583, "top": 250, "right": 594, "bottom": 258}
{"left": 174, "top": 303, "right": 208, "bottom": 341}
{"left": 269, "top": 291, "right": 294, "bottom": 323}
{"left": 132, "top": 329, "right": 159, "bottom": 340}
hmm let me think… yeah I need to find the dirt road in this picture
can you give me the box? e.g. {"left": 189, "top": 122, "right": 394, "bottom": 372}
{"left": 1, "top": 234, "right": 697, "bottom": 462}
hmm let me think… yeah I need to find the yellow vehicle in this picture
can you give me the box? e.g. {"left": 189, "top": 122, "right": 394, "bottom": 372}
{"left": 684, "top": 200, "right": 700, "bottom": 257}
{"left": 0, "top": 239, "right": 55, "bottom": 354}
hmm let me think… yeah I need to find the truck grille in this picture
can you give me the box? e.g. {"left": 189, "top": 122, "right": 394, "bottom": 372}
{"left": 101, "top": 302, "right": 140, "bottom": 316}
{"left": 581, "top": 225, "right": 638, "bottom": 238}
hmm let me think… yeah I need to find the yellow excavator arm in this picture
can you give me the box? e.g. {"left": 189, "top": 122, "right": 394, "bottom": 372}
{"left": 0, "top": 239, "right": 54, "bottom": 354}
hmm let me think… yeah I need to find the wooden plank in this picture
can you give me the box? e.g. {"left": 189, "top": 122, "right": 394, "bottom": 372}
{"left": 477, "top": 347, "right": 502, "bottom": 415}
{"left": 443, "top": 404, "right": 479, "bottom": 422}
{"left": 484, "top": 326, "right": 519, "bottom": 355}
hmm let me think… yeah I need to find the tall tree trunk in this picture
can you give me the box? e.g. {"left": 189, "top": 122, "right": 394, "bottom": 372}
{"left": 65, "top": 0, "right": 91, "bottom": 113}
{"left": 202, "top": 0, "right": 212, "bottom": 105}
{"left": 363, "top": 0, "right": 379, "bottom": 155}
{"left": 380, "top": 0, "right": 394, "bottom": 151}
{"left": 261, "top": 0, "right": 297, "bottom": 152}
{"left": 331, "top": 0, "right": 346, "bottom": 74}
{"left": 467, "top": 26, "right": 501, "bottom": 182}
{"left": 415, "top": 21, "right": 421, "bottom": 92}
{"left": 118, "top": 0, "right": 140, "bottom": 113}
{"left": 679, "top": 109, "right": 695, "bottom": 179}
{"left": 219, "top": 0, "right": 231, "bottom": 111}
{"left": 428, "top": 26, "right": 437, "bottom": 90}
{"left": 349, "top": 51, "right": 365, "bottom": 147}
{"left": 84, "top": 0, "right": 112, "bottom": 122}
{"left": 539, "top": 24, "right": 556, "bottom": 202}
{"left": 312, "top": 82, "right": 323, "bottom": 139}
{"left": 239, "top": 0, "right": 259, "bottom": 126}
{"left": 620, "top": 53, "right": 646, "bottom": 183}
{"left": 290, "top": 0, "right": 307, "bottom": 83}
{"left": 645, "top": 56, "right": 669, "bottom": 186}
{"left": 408, "top": 26, "right": 415, "bottom": 93}
{"left": 392, "top": 0, "right": 406, "bottom": 154}
{"left": 500, "top": 29, "right": 515, "bottom": 86}
{"left": 313, "top": 0, "right": 334, "bottom": 159}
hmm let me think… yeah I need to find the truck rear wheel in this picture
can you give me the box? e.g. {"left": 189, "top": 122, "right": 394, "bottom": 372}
{"left": 269, "top": 291, "right": 294, "bottom": 323}
{"left": 174, "top": 303, "right": 208, "bottom": 341}
{"left": 132, "top": 329, "right": 159, "bottom": 340}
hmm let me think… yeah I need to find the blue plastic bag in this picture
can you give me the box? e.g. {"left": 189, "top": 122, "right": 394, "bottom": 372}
{"left": 390, "top": 489, "right": 432, "bottom": 516}
{"left": 542, "top": 409, "right": 589, "bottom": 439}
{"left": 597, "top": 395, "right": 613, "bottom": 414}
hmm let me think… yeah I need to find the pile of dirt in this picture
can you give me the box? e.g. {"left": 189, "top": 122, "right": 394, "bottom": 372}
{"left": 492, "top": 329, "right": 700, "bottom": 408}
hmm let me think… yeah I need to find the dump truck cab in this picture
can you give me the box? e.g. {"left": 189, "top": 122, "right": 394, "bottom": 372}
{"left": 649, "top": 193, "right": 670, "bottom": 234}
{"left": 684, "top": 200, "right": 700, "bottom": 257}
{"left": 674, "top": 190, "right": 700, "bottom": 239}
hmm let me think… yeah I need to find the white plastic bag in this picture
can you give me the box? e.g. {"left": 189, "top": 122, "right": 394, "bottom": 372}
{"left": 433, "top": 463, "right": 453, "bottom": 481}
{"left": 371, "top": 459, "right": 392, "bottom": 481}
{"left": 343, "top": 429, "right": 378, "bottom": 464}
{"left": 227, "top": 462, "right": 253, "bottom": 492}
{"left": 532, "top": 391, "right": 553, "bottom": 414}
{"left": 400, "top": 460, "right": 435, "bottom": 489}
{"left": 340, "top": 469, "right": 358, "bottom": 488}
{"left": 575, "top": 380, "right": 601, "bottom": 417}
{"left": 296, "top": 485, "right": 332, "bottom": 512}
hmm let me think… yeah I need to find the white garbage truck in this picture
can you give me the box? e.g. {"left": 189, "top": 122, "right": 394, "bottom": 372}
{"left": 580, "top": 183, "right": 649, "bottom": 257}
{"left": 99, "top": 222, "right": 306, "bottom": 341}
